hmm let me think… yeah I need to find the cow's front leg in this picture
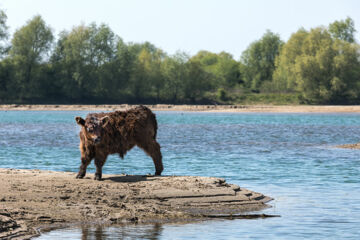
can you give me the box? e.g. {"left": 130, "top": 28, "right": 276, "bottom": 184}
{"left": 76, "top": 156, "right": 92, "bottom": 179}
{"left": 94, "top": 154, "right": 107, "bottom": 181}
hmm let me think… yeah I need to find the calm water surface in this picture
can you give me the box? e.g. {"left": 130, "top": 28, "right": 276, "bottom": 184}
{"left": 1, "top": 111, "right": 359, "bottom": 239}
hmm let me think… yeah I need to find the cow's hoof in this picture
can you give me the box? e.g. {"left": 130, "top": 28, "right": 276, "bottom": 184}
{"left": 76, "top": 173, "right": 85, "bottom": 179}
{"left": 155, "top": 171, "right": 162, "bottom": 176}
{"left": 94, "top": 174, "right": 102, "bottom": 181}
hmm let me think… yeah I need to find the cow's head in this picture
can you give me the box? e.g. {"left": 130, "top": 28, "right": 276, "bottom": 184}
{"left": 75, "top": 116, "right": 110, "bottom": 144}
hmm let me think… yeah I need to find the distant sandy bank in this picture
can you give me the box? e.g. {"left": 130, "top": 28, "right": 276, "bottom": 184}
{"left": 0, "top": 168, "right": 272, "bottom": 239}
{"left": 2, "top": 104, "right": 360, "bottom": 112}
{"left": 337, "top": 143, "right": 360, "bottom": 149}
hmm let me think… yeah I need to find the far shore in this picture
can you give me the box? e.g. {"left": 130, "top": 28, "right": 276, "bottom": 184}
{"left": 1, "top": 104, "right": 360, "bottom": 112}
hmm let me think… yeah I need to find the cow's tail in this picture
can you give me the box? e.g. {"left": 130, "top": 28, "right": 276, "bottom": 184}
{"left": 149, "top": 108, "right": 158, "bottom": 139}
{"left": 139, "top": 105, "right": 158, "bottom": 139}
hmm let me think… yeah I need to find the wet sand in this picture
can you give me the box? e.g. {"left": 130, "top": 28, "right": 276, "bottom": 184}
{"left": 1, "top": 104, "right": 360, "bottom": 112}
{"left": 0, "top": 168, "right": 272, "bottom": 239}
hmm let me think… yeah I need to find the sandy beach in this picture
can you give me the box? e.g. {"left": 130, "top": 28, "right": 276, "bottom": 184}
{"left": 0, "top": 168, "right": 272, "bottom": 239}
{"left": 1, "top": 104, "right": 360, "bottom": 112}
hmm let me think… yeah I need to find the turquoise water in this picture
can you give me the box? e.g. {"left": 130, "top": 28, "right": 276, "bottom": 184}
{"left": 1, "top": 111, "right": 360, "bottom": 239}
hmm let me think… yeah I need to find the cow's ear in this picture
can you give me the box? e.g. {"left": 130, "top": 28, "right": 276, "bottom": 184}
{"left": 75, "top": 117, "right": 85, "bottom": 126}
{"left": 101, "top": 116, "right": 110, "bottom": 126}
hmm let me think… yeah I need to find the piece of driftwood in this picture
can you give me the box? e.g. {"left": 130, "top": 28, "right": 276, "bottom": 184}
{"left": 203, "top": 213, "right": 280, "bottom": 219}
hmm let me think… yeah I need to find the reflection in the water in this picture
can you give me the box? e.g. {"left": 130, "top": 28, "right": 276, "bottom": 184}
{"left": 38, "top": 223, "right": 164, "bottom": 240}
{"left": 82, "top": 224, "right": 163, "bottom": 240}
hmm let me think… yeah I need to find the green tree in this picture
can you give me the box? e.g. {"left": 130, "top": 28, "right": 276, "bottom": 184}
{"left": 329, "top": 17, "right": 356, "bottom": 43}
{"left": 52, "top": 25, "right": 91, "bottom": 99}
{"left": 191, "top": 50, "right": 241, "bottom": 88}
{"left": 0, "top": 8, "right": 9, "bottom": 57}
{"left": 0, "top": 59, "right": 13, "bottom": 101}
{"left": 273, "top": 28, "right": 308, "bottom": 92}
{"left": 10, "top": 15, "right": 53, "bottom": 100}
{"left": 241, "top": 30, "right": 283, "bottom": 90}
{"left": 183, "top": 59, "right": 211, "bottom": 102}
{"left": 295, "top": 28, "right": 334, "bottom": 102}
{"left": 149, "top": 49, "right": 166, "bottom": 102}
{"left": 126, "top": 42, "right": 166, "bottom": 102}
{"left": 330, "top": 40, "right": 360, "bottom": 102}
{"left": 0, "top": 9, "right": 9, "bottom": 101}
{"left": 112, "top": 39, "right": 135, "bottom": 100}
{"left": 52, "top": 23, "right": 118, "bottom": 100}
{"left": 162, "top": 52, "right": 188, "bottom": 103}
{"left": 88, "top": 23, "right": 118, "bottom": 99}
{"left": 129, "top": 48, "right": 152, "bottom": 101}
{"left": 215, "top": 51, "right": 242, "bottom": 87}
{"left": 135, "top": 47, "right": 165, "bottom": 102}
{"left": 274, "top": 26, "right": 360, "bottom": 104}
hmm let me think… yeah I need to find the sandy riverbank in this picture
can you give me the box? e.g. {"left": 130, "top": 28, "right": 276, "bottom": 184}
{"left": 1, "top": 104, "right": 360, "bottom": 112}
{"left": 0, "top": 168, "right": 272, "bottom": 239}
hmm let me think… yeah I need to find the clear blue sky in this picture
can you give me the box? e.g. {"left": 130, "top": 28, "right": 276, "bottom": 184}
{"left": 1, "top": 0, "right": 359, "bottom": 59}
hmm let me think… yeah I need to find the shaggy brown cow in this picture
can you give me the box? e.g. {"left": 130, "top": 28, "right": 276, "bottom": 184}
{"left": 75, "top": 105, "right": 163, "bottom": 180}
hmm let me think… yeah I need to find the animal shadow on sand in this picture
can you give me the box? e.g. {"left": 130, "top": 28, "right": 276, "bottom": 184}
{"left": 104, "top": 175, "right": 161, "bottom": 183}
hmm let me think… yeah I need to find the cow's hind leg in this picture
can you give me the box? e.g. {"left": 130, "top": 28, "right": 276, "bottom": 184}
{"left": 94, "top": 154, "right": 107, "bottom": 181}
{"left": 138, "top": 139, "right": 163, "bottom": 176}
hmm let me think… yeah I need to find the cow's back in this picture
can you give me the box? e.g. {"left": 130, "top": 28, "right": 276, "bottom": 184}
{"left": 113, "top": 106, "right": 157, "bottom": 139}
{"left": 97, "top": 106, "right": 157, "bottom": 153}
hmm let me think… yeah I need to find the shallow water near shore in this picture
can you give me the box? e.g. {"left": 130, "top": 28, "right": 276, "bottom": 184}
{"left": 1, "top": 111, "right": 360, "bottom": 239}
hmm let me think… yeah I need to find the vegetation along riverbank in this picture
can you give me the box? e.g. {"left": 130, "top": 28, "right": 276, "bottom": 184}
{"left": 2, "top": 104, "right": 360, "bottom": 112}
{"left": 0, "top": 8, "right": 359, "bottom": 106}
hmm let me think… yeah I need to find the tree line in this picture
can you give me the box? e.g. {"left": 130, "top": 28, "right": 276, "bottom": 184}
{"left": 0, "top": 10, "right": 359, "bottom": 104}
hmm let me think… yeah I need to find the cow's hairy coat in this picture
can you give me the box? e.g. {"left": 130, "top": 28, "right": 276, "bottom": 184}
{"left": 75, "top": 106, "right": 163, "bottom": 180}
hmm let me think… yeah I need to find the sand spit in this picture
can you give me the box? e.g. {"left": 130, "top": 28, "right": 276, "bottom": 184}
{"left": 0, "top": 168, "right": 272, "bottom": 239}
{"left": 336, "top": 143, "right": 360, "bottom": 149}
{"left": 1, "top": 104, "right": 360, "bottom": 112}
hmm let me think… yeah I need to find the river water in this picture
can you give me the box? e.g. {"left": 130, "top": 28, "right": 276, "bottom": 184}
{"left": 0, "top": 111, "right": 359, "bottom": 239}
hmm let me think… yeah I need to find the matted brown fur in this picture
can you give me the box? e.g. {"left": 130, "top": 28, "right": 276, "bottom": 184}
{"left": 75, "top": 105, "right": 163, "bottom": 180}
